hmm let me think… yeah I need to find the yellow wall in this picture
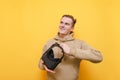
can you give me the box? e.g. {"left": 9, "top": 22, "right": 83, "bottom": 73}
{"left": 0, "top": 0, "right": 120, "bottom": 80}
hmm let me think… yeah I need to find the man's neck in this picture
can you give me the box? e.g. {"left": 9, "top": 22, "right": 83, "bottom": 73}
{"left": 58, "top": 32, "right": 73, "bottom": 38}
{"left": 59, "top": 34, "right": 67, "bottom": 38}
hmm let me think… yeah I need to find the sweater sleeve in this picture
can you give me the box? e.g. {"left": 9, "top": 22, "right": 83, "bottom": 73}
{"left": 70, "top": 41, "right": 103, "bottom": 63}
{"left": 38, "top": 44, "right": 47, "bottom": 70}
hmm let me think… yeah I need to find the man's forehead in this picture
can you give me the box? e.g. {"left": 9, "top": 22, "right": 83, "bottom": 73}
{"left": 61, "top": 17, "right": 73, "bottom": 23}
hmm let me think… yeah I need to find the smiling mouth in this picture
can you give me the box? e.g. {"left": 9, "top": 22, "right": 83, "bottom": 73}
{"left": 60, "top": 29, "right": 66, "bottom": 31}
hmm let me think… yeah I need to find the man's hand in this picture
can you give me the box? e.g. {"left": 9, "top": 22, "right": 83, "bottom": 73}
{"left": 43, "top": 65, "right": 56, "bottom": 73}
{"left": 41, "top": 59, "right": 56, "bottom": 73}
{"left": 60, "top": 43, "right": 70, "bottom": 54}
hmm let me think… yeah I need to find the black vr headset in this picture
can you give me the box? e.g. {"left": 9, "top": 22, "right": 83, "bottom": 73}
{"left": 42, "top": 42, "right": 64, "bottom": 70}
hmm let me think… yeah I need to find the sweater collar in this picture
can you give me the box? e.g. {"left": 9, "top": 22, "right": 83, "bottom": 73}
{"left": 54, "top": 32, "right": 75, "bottom": 42}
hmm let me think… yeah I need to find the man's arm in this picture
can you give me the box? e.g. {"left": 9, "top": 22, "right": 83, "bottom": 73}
{"left": 38, "top": 43, "right": 56, "bottom": 73}
{"left": 71, "top": 48, "right": 103, "bottom": 63}
{"left": 38, "top": 59, "right": 45, "bottom": 70}
{"left": 70, "top": 41, "right": 103, "bottom": 63}
{"left": 38, "top": 44, "right": 47, "bottom": 70}
{"left": 60, "top": 41, "right": 103, "bottom": 63}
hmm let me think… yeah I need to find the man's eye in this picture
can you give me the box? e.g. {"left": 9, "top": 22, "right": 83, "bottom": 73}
{"left": 65, "top": 23, "right": 69, "bottom": 25}
{"left": 60, "top": 21, "right": 63, "bottom": 24}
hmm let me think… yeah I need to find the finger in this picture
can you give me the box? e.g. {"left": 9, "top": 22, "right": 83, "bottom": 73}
{"left": 46, "top": 69, "right": 56, "bottom": 73}
{"left": 59, "top": 43, "right": 63, "bottom": 47}
{"left": 60, "top": 43, "right": 65, "bottom": 46}
{"left": 44, "top": 65, "right": 56, "bottom": 73}
{"left": 40, "top": 59, "right": 44, "bottom": 64}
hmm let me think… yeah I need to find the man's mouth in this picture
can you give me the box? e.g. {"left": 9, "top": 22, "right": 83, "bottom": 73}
{"left": 60, "top": 29, "right": 65, "bottom": 31}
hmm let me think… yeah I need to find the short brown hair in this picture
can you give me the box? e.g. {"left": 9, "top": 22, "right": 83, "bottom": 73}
{"left": 62, "top": 14, "right": 76, "bottom": 27}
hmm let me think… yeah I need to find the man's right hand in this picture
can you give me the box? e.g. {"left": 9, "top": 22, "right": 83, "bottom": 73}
{"left": 43, "top": 65, "right": 56, "bottom": 73}
{"left": 41, "top": 59, "right": 56, "bottom": 73}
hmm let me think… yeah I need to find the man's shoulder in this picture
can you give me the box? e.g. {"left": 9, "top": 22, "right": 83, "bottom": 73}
{"left": 46, "top": 38, "right": 56, "bottom": 43}
{"left": 45, "top": 38, "right": 56, "bottom": 46}
{"left": 74, "top": 38, "right": 85, "bottom": 43}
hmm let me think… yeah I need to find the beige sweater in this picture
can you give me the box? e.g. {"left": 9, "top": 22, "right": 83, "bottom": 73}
{"left": 39, "top": 33, "right": 103, "bottom": 80}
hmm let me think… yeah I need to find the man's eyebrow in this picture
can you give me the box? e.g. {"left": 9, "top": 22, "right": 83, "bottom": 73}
{"left": 60, "top": 21, "right": 63, "bottom": 23}
{"left": 65, "top": 22, "right": 70, "bottom": 25}
{"left": 60, "top": 21, "right": 70, "bottom": 25}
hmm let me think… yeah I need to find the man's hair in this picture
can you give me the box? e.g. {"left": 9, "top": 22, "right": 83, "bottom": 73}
{"left": 62, "top": 14, "right": 77, "bottom": 27}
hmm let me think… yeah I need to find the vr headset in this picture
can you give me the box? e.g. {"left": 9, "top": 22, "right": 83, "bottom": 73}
{"left": 42, "top": 42, "right": 64, "bottom": 70}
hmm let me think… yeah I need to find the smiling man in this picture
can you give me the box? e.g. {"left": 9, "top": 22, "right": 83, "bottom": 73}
{"left": 39, "top": 14, "right": 103, "bottom": 80}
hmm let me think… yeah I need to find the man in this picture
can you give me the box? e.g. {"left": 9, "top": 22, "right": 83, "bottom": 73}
{"left": 38, "top": 14, "right": 103, "bottom": 80}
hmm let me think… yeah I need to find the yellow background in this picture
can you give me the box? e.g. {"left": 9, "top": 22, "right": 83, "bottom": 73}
{"left": 0, "top": 0, "right": 120, "bottom": 80}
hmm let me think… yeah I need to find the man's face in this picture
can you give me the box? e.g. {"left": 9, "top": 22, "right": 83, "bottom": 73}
{"left": 58, "top": 17, "right": 73, "bottom": 35}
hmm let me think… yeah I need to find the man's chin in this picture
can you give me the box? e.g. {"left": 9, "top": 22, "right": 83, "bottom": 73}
{"left": 59, "top": 32, "right": 66, "bottom": 35}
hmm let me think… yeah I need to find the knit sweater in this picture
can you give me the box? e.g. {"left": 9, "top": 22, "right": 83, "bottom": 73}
{"left": 39, "top": 33, "right": 103, "bottom": 80}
